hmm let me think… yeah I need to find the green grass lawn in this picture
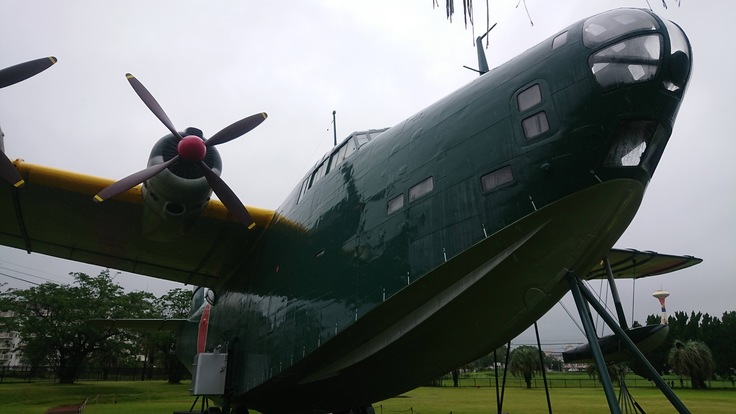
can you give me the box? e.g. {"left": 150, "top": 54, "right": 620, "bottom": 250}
{"left": 1, "top": 380, "right": 734, "bottom": 414}
{"left": 0, "top": 381, "right": 193, "bottom": 414}
{"left": 378, "top": 386, "right": 736, "bottom": 414}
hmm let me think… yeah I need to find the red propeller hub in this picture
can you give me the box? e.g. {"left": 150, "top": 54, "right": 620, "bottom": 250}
{"left": 178, "top": 135, "right": 207, "bottom": 161}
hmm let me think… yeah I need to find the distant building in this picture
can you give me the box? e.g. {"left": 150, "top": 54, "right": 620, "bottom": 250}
{"left": 0, "top": 311, "right": 24, "bottom": 368}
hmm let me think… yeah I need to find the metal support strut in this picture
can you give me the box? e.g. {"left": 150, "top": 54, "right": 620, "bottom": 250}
{"left": 604, "top": 257, "right": 628, "bottom": 330}
{"left": 573, "top": 275, "right": 691, "bottom": 414}
{"left": 567, "top": 272, "right": 621, "bottom": 414}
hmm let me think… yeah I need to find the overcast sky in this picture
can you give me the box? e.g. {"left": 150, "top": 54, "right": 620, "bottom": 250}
{"left": 1, "top": 0, "right": 734, "bottom": 351}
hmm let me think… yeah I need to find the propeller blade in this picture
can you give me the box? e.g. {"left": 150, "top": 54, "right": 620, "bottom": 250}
{"left": 0, "top": 56, "right": 57, "bottom": 89}
{"left": 0, "top": 154, "right": 24, "bottom": 187}
{"left": 125, "top": 74, "right": 183, "bottom": 140}
{"left": 94, "top": 155, "right": 179, "bottom": 202}
{"left": 207, "top": 112, "right": 268, "bottom": 147}
{"left": 198, "top": 161, "right": 255, "bottom": 229}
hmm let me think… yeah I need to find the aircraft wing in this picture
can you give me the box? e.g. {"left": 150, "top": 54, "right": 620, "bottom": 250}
{"left": 0, "top": 160, "right": 275, "bottom": 288}
{"left": 585, "top": 248, "right": 702, "bottom": 280}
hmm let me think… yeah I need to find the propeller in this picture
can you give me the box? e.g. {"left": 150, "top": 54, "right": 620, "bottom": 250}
{"left": 0, "top": 56, "right": 57, "bottom": 89}
{"left": 94, "top": 73, "right": 267, "bottom": 229}
{"left": 0, "top": 56, "right": 58, "bottom": 187}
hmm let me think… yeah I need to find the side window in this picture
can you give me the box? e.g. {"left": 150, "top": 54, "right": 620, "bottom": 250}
{"left": 328, "top": 137, "right": 357, "bottom": 172}
{"left": 409, "top": 177, "right": 434, "bottom": 202}
{"left": 387, "top": 194, "right": 404, "bottom": 215}
{"left": 309, "top": 162, "right": 326, "bottom": 189}
{"left": 328, "top": 146, "right": 344, "bottom": 172}
{"left": 514, "top": 81, "right": 555, "bottom": 141}
{"left": 355, "top": 133, "right": 370, "bottom": 148}
{"left": 552, "top": 31, "right": 568, "bottom": 49}
{"left": 517, "top": 84, "right": 542, "bottom": 112}
{"left": 343, "top": 138, "right": 357, "bottom": 159}
{"left": 296, "top": 178, "right": 309, "bottom": 204}
{"left": 481, "top": 166, "right": 514, "bottom": 192}
{"left": 522, "top": 112, "right": 550, "bottom": 139}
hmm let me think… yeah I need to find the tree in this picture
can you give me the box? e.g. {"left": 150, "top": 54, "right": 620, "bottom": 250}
{"left": 146, "top": 288, "right": 191, "bottom": 384}
{"left": 632, "top": 311, "right": 735, "bottom": 383}
{"left": 699, "top": 311, "right": 736, "bottom": 380}
{"left": 717, "top": 312, "right": 736, "bottom": 380}
{"left": 0, "top": 270, "right": 153, "bottom": 383}
{"left": 509, "top": 345, "right": 542, "bottom": 389}
{"left": 668, "top": 340, "right": 715, "bottom": 389}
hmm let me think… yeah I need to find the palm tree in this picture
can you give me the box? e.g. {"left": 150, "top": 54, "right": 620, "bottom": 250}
{"left": 667, "top": 340, "right": 715, "bottom": 389}
{"left": 509, "top": 345, "right": 542, "bottom": 389}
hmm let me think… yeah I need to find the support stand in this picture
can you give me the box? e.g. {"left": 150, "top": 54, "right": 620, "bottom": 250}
{"left": 567, "top": 272, "right": 691, "bottom": 414}
{"left": 493, "top": 343, "right": 511, "bottom": 414}
{"left": 183, "top": 395, "right": 208, "bottom": 413}
{"left": 604, "top": 258, "right": 628, "bottom": 330}
{"left": 571, "top": 275, "right": 690, "bottom": 414}
{"left": 533, "top": 322, "right": 553, "bottom": 414}
{"left": 567, "top": 273, "right": 620, "bottom": 414}
{"left": 617, "top": 368, "right": 645, "bottom": 414}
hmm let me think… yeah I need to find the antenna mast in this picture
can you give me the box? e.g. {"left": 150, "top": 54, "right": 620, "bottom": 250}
{"left": 463, "top": 23, "right": 496, "bottom": 76}
{"left": 332, "top": 110, "right": 337, "bottom": 147}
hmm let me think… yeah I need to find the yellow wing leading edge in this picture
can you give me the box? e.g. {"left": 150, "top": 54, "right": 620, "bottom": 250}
{"left": 0, "top": 160, "right": 275, "bottom": 288}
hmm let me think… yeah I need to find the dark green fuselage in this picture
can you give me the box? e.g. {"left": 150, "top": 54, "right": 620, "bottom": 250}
{"left": 178, "top": 9, "right": 691, "bottom": 413}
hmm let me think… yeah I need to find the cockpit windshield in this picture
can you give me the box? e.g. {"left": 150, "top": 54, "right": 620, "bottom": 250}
{"left": 662, "top": 18, "right": 692, "bottom": 90}
{"left": 663, "top": 19, "right": 689, "bottom": 59}
{"left": 583, "top": 9, "right": 659, "bottom": 48}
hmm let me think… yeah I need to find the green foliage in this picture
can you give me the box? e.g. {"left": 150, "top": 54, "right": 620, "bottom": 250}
{"left": 634, "top": 311, "right": 736, "bottom": 382}
{"left": 668, "top": 340, "right": 715, "bottom": 389}
{"left": 508, "top": 345, "right": 542, "bottom": 389}
{"left": 144, "top": 288, "right": 191, "bottom": 384}
{"left": 0, "top": 270, "right": 156, "bottom": 383}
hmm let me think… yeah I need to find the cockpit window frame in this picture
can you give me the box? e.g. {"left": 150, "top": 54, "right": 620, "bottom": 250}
{"left": 583, "top": 9, "right": 659, "bottom": 49}
{"left": 296, "top": 128, "right": 388, "bottom": 205}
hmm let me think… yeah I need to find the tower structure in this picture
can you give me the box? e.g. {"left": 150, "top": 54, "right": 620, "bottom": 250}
{"left": 652, "top": 290, "right": 670, "bottom": 324}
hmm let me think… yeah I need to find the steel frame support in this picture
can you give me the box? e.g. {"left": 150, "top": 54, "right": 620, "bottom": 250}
{"left": 567, "top": 273, "right": 621, "bottom": 414}
{"left": 534, "top": 321, "right": 553, "bottom": 414}
{"left": 574, "top": 277, "right": 691, "bottom": 414}
{"left": 603, "top": 257, "right": 628, "bottom": 330}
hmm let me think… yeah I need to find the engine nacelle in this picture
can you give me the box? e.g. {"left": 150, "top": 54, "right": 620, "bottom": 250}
{"left": 141, "top": 128, "right": 222, "bottom": 241}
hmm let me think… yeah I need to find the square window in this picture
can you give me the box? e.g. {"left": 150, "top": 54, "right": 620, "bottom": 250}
{"left": 517, "top": 84, "right": 542, "bottom": 112}
{"left": 409, "top": 177, "right": 434, "bottom": 202}
{"left": 481, "top": 166, "right": 514, "bottom": 192}
{"left": 387, "top": 194, "right": 404, "bottom": 215}
{"left": 522, "top": 112, "right": 549, "bottom": 139}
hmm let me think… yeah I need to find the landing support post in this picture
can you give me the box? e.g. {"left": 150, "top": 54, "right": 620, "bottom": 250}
{"left": 604, "top": 258, "right": 628, "bottom": 330}
{"left": 567, "top": 273, "right": 620, "bottom": 414}
{"left": 493, "top": 350, "right": 501, "bottom": 414}
{"left": 533, "top": 322, "right": 553, "bottom": 414}
{"left": 575, "top": 279, "right": 691, "bottom": 414}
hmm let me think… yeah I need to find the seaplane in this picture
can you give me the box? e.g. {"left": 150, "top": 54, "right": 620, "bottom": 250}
{"left": 0, "top": 8, "right": 700, "bottom": 414}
